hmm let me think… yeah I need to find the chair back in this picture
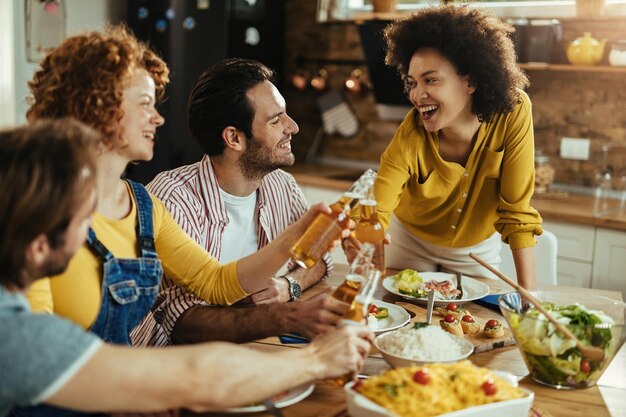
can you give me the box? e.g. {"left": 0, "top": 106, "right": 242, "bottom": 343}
{"left": 499, "top": 229, "right": 558, "bottom": 286}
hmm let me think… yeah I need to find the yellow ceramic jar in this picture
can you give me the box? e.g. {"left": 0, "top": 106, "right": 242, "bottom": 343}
{"left": 566, "top": 32, "right": 607, "bottom": 65}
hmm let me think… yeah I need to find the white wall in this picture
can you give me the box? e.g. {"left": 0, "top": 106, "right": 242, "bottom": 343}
{"left": 2, "top": 0, "right": 123, "bottom": 128}
{"left": 0, "top": 1, "right": 15, "bottom": 128}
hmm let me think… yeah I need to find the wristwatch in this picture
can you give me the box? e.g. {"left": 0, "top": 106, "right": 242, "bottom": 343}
{"left": 281, "top": 275, "right": 301, "bottom": 302}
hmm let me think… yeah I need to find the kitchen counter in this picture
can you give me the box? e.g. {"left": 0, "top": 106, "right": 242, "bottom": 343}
{"left": 532, "top": 193, "right": 626, "bottom": 231}
{"left": 286, "top": 163, "right": 626, "bottom": 231}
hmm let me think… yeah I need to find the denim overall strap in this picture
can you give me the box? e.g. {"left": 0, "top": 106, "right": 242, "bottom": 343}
{"left": 86, "top": 228, "right": 114, "bottom": 262}
{"left": 127, "top": 179, "right": 158, "bottom": 259}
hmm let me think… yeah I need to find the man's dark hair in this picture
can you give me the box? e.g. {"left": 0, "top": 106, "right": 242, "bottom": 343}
{"left": 188, "top": 58, "right": 274, "bottom": 156}
{"left": 0, "top": 118, "right": 97, "bottom": 288}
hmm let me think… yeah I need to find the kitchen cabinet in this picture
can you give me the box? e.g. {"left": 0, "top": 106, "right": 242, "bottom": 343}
{"left": 544, "top": 220, "right": 626, "bottom": 298}
{"left": 592, "top": 228, "right": 626, "bottom": 297}
{"left": 556, "top": 259, "right": 593, "bottom": 289}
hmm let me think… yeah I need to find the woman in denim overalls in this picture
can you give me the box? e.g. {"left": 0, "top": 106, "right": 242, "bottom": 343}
{"left": 16, "top": 26, "right": 335, "bottom": 417}
{"left": 86, "top": 180, "right": 163, "bottom": 345}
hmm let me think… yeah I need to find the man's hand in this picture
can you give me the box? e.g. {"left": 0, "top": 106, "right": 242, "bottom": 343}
{"left": 246, "top": 277, "right": 290, "bottom": 304}
{"left": 284, "top": 289, "right": 350, "bottom": 340}
{"left": 306, "top": 324, "right": 374, "bottom": 380}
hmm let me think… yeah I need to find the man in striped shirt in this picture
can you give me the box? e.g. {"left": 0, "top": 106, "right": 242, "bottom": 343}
{"left": 132, "top": 59, "right": 347, "bottom": 347}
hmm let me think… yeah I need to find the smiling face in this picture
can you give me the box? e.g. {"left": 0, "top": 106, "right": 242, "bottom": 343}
{"left": 117, "top": 67, "right": 165, "bottom": 161}
{"left": 239, "top": 80, "right": 299, "bottom": 179}
{"left": 405, "top": 48, "right": 476, "bottom": 133}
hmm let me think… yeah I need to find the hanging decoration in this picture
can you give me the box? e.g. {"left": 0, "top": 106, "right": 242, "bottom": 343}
{"left": 25, "top": 0, "right": 66, "bottom": 63}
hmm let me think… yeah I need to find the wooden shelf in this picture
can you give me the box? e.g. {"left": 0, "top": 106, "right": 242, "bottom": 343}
{"left": 519, "top": 63, "right": 626, "bottom": 73}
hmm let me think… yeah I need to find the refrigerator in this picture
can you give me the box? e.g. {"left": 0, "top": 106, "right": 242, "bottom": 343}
{"left": 125, "top": 0, "right": 284, "bottom": 184}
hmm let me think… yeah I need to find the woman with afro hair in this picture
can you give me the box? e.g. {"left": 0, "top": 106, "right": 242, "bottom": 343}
{"left": 351, "top": 5, "right": 542, "bottom": 288}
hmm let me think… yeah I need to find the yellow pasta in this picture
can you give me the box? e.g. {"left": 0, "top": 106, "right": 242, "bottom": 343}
{"left": 355, "top": 361, "right": 527, "bottom": 417}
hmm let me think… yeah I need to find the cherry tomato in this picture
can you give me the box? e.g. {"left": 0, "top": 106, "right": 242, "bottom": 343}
{"left": 413, "top": 369, "right": 430, "bottom": 385}
{"left": 486, "top": 319, "right": 499, "bottom": 328}
{"left": 481, "top": 379, "right": 497, "bottom": 396}
{"left": 446, "top": 302, "right": 458, "bottom": 311}
{"left": 462, "top": 315, "right": 474, "bottom": 323}
{"left": 444, "top": 314, "right": 456, "bottom": 323}
{"left": 580, "top": 359, "right": 591, "bottom": 374}
{"left": 368, "top": 304, "right": 378, "bottom": 315}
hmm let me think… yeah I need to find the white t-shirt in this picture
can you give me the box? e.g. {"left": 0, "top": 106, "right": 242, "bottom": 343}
{"left": 219, "top": 188, "right": 259, "bottom": 263}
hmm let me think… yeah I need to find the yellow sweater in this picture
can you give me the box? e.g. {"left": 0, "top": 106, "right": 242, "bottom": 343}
{"left": 374, "top": 89, "right": 542, "bottom": 250}
{"left": 26, "top": 187, "right": 245, "bottom": 329}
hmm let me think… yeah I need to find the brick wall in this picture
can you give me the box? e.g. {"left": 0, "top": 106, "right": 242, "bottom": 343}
{"left": 283, "top": 3, "right": 626, "bottom": 186}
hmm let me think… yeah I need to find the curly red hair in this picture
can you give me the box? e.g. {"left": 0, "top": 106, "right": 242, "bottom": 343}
{"left": 27, "top": 25, "right": 169, "bottom": 148}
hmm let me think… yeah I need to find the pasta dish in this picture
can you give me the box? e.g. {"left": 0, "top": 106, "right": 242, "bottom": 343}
{"left": 354, "top": 361, "right": 527, "bottom": 417}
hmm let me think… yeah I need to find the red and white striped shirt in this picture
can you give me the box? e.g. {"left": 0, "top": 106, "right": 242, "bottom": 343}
{"left": 131, "top": 155, "right": 332, "bottom": 347}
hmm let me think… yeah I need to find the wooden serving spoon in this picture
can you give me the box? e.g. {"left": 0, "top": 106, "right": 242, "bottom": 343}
{"left": 469, "top": 253, "right": 605, "bottom": 362}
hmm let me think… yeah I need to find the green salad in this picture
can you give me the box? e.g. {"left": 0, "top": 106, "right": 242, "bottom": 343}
{"left": 392, "top": 269, "right": 427, "bottom": 298}
{"left": 509, "top": 302, "right": 614, "bottom": 388}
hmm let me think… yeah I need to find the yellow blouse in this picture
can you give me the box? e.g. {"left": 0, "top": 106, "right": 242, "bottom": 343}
{"left": 374, "top": 89, "right": 542, "bottom": 250}
{"left": 26, "top": 186, "right": 246, "bottom": 329}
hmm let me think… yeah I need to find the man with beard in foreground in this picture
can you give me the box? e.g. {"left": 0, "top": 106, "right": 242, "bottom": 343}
{"left": 0, "top": 119, "right": 372, "bottom": 416}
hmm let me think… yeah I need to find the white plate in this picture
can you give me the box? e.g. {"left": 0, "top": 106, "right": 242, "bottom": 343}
{"left": 369, "top": 300, "right": 411, "bottom": 333}
{"left": 345, "top": 371, "right": 534, "bottom": 417}
{"left": 382, "top": 272, "right": 490, "bottom": 306}
{"left": 375, "top": 331, "right": 474, "bottom": 368}
{"left": 220, "top": 383, "right": 314, "bottom": 413}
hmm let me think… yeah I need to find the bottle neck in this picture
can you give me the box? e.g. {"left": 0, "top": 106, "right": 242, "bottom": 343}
{"left": 359, "top": 199, "right": 378, "bottom": 219}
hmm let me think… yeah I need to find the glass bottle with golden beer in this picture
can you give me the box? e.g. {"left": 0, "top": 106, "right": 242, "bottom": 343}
{"left": 290, "top": 170, "right": 376, "bottom": 269}
{"left": 338, "top": 269, "right": 381, "bottom": 326}
{"left": 331, "top": 242, "right": 374, "bottom": 304}
{"left": 331, "top": 269, "right": 381, "bottom": 386}
{"left": 354, "top": 182, "right": 385, "bottom": 274}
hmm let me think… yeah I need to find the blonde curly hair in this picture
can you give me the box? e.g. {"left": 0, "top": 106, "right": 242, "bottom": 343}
{"left": 27, "top": 25, "right": 169, "bottom": 149}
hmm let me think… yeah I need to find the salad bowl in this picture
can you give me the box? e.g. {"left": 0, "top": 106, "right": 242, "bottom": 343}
{"left": 499, "top": 291, "right": 626, "bottom": 389}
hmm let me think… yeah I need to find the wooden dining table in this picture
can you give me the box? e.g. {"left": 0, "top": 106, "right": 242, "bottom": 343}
{"left": 194, "top": 265, "right": 626, "bottom": 417}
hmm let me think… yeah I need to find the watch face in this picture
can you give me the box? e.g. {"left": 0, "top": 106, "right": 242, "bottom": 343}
{"left": 291, "top": 282, "right": 302, "bottom": 300}
{"left": 285, "top": 276, "right": 301, "bottom": 301}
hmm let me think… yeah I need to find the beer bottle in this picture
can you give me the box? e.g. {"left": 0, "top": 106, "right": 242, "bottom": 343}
{"left": 354, "top": 182, "right": 385, "bottom": 274}
{"left": 290, "top": 170, "right": 376, "bottom": 269}
{"left": 331, "top": 242, "right": 374, "bottom": 304}
{"left": 338, "top": 269, "right": 381, "bottom": 326}
{"left": 331, "top": 268, "right": 381, "bottom": 386}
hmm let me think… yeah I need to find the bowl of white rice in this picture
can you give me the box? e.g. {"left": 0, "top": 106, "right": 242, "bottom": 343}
{"left": 374, "top": 324, "right": 474, "bottom": 368}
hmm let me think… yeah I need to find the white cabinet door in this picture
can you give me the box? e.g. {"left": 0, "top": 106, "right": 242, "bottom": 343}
{"left": 557, "top": 259, "right": 593, "bottom": 288}
{"left": 543, "top": 220, "right": 595, "bottom": 262}
{"left": 592, "top": 228, "right": 626, "bottom": 298}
